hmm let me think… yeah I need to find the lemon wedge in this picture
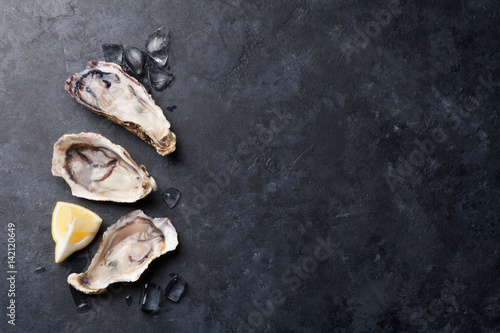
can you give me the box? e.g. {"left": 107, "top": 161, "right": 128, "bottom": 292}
{"left": 51, "top": 201, "right": 102, "bottom": 263}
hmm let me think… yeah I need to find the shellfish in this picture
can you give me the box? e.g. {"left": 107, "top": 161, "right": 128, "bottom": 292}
{"left": 65, "top": 61, "right": 176, "bottom": 156}
{"left": 51, "top": 132, "right": 156, "bottom": 202}
{"left": 68, "top": 210, "right": 178, "bottom": 294}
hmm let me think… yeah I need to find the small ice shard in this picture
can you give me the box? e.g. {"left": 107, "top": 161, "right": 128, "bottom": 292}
{"left": 162, "top": 188, "right": 181, "bottom": 208}
{"left": 140, "top": 282, "right": 162, "bottom": 313}
{"left": 35, "top": 266, "right": 45, "bottom": 274}
{"left": 123, "top": 46, "right": 146, "bottom": 75}
{"left": 125, "top": 295, "right": 133, "bottom": 307}
{"left": 68, "top": 257, "right": 92, "bottom": 313}
{"left": 76, "top": 303, "right": 92, "bottom": 313}
{"left": 69, "top": 285, "right": 92, "bottom": 313}
{"left": 165, "top": 273, "right": 186, "bottom": 302}
{"left": 166, "top": 105, "right": 177, "bottom": 112}
{"left": 145, "top": 27, "right": 170, "bottom": 67}
{"left": 149, "top": 68, "right": 174, "bottom": 91}
{"left": 102, "top": 44, "right": 124, "bottom": 65}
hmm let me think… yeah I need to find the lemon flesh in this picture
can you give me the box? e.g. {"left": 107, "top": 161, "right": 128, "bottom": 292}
{"left": 51, "top": 201, "right": 102, "bottom": 263}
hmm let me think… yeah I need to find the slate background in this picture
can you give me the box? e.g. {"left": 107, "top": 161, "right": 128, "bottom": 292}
{"left": 0, "top": 0, "right": 499, "bottom": 332}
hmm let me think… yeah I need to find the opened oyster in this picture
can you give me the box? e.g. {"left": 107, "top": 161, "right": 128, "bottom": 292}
{"left": 68, "top": 210, "right": 178, "bottom": 294}
{"left": 51, "top": 132, "right": 156, "bottom": 202}
{"left": 65, "top": 61, "right": 176, "bottom": 156}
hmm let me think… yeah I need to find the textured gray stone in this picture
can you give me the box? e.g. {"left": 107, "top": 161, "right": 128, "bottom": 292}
{"left": 0, "top": 0, "right": 499, "bottom": 332}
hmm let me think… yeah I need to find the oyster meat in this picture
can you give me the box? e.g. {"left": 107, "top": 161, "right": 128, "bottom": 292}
{"left": 51, "top": 132, "right": 157, "bottom": 202}
{"left": 65, "top": 61, "right": 176, "bottom": 156}
{"left": 68, "top": 210, "right": 178, "bottom": 294}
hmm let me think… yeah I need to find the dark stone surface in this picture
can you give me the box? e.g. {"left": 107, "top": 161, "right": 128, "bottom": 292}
{"left": 0, "top": 0, "right": 499, "bottom": 332}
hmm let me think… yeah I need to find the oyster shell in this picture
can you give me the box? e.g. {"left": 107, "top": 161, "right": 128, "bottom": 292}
{"left": 65, "top": 61, "right": 176, "bottom": 156}
{"left": 68, "top": 210, "right": 178, "bottom": 294}
{"left": 51, "top": 132, "right": 157, "bottom": 202}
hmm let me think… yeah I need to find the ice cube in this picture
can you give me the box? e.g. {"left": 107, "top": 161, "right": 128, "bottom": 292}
{"left": 123, "top": 46, "right": 146, "bottom": 76}
{"left": 102, "top": 44, "right": 124, "bottom": 65}
{"left": 76, "top": 303, "right": 92, "bottom": 313}
{"left": 140, "top": 282, "right": 162, "bottom": 313}
{"left": 165, "top": 273, "right": 186, "bottom": 303}
{"left": 125, "top": 295, "right": 132, "bottom": 307}
{"left": 145, "top": 27, "right": 170, "bottom": 67}
{"left": 69, "top": 285, "right": 92, "bottom": 313}
{"left": 162, "top": 188, "right": 181, "bottom": 208}
{"left": 149, "top": 68, "right": 174, "bottom": 91}
{"left": 35, "top": 266, "right": 45, "bottom": 274}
